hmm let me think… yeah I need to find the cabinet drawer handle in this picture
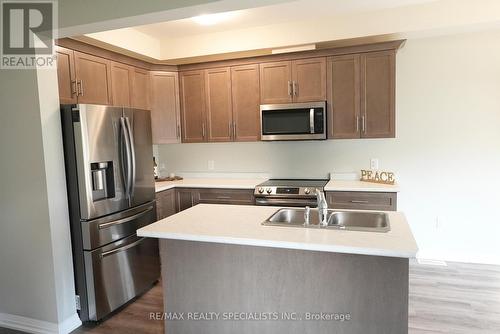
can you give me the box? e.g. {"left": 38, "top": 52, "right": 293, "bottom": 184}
{"left": 350, "top": 200, "right": 369, "bottom": 204}
{"left": 215, "top": 196, "right": 232, "bottom": 200}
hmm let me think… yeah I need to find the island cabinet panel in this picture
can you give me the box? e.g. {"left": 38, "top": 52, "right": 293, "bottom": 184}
{"left": 326, "top": 191, "right": 397, "bottom": 211}
{"left": 150, "top": 71, "right": 181, "bottom": 144}
{"left": 156, "top": 189, "right": 176, "bottom": 220}
{"left": 259, "top": 61, "right": 293, "bottom": 104}
{"left": 110, "top": 62, "right": 132, "bottom": 107}
{"left": 291, "top": 57, "right": 326, "bottom": 102}
{"left": 197, "top": 188, "right": 255, "bottom": 205}
{"left": 327, "top": 54, "right": 361, "bottom": 139}
{"left": 361, "top": 50, "right": 396, "bottom": 138}
{"left": 73, "top": 51, "right": 113, "bottom": 105}
{"left": 205, "top": 67, "right": 233, "bottom": 142}
{"left": 130, "top": 67, "right": 151, "bottom": 110}
{"left": 231, "top": 64, "right": 261, "bottom": 142}
{"left": 161, "top": 240, "right": 409, "bottom": 334}
{"left": 56, "top": 46, "right": 77, "bottom": 104}
{"left": 180, "top": 70, "right": 206, "bottom": 143}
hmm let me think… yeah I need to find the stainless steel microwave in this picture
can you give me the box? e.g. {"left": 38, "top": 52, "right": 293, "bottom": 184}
{"left": 260, "top": 102, "right": 326, "bottom": 141}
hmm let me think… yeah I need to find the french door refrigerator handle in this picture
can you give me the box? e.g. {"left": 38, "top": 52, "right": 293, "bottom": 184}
{"left": 100, "top": 237, "right": 146, "bottom": 258}
{"left": 124, "top": 117, "right": 136, "bottom": 197}
{"left": 120, "top": 117, "right": 132, "bottom": 198}
{"left": 98, "top": 206, "right": 154, "bottom": 230}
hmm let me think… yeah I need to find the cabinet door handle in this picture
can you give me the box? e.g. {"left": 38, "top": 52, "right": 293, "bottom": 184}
{"left": 356, "top": 116, "right": 360, "bottom": 132}
{"left": 228, "top": 121, "right": 232, "bottom": 139}
{"left": 176, "top": 124, "right": 180, "bottom": 139}
{"left": 202, "top": 123, "right": 206, "bottom": 139}
{"left": 71, "top": 80, "right": 77, "bottom": 96}
{"left": 361, "top": 116, "right": 366, "bottom": 133}
{"left": 293, "top": 81, "right": 297, "bottom": 96}
{"left": 233, "top": 121, "right": 237, "bottom": 139}
{"left": 78, "top": 80, "right": 84, "bottom": 96}
{"left": 287, "top": 81, "right": 292, "bottom": 96}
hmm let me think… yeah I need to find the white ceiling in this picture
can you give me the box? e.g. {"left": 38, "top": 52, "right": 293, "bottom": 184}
{"left": 80, "top": 0, "right": 500, "bottom": 63}
{"left": 134, "top": 0, "right": 437, "bottom": 39}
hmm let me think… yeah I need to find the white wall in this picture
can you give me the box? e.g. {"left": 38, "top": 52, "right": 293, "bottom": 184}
{"left": 158, "top": 29, "right": 500, "bottom": 265}
{"left": 0, "top": 69, "right": 59, "bottom": 324}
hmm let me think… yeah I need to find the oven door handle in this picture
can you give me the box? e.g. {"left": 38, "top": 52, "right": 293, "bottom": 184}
{"left": 255, "top": 197, "right": 318, "bottom": 207}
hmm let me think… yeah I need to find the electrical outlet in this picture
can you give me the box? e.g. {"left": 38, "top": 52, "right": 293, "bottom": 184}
{"left": 208, "top": 160, "right": 215, "bottom": 170}
{"left": 370, "top": 158, "right": 379, "bottom": 170}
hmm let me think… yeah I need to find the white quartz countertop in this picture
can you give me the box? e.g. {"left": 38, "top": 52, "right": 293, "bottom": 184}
{"left": 137, "top": 204, "right": 417, "bottom": 258}
{"left": 155, "top": 178, "right": 264, "bottom": 192}
{"left": 155, "top": 178, "right": 400, "bottom": 193}
{"left": 325, "top": 180, "right": 400, "bottom": 192}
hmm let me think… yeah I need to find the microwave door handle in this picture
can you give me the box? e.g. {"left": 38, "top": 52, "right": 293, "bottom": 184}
{"left": 309, "top": 108, "right": 315, "bottom": 134}
{"left": 124, "top": 117, "right": 136, "bottom": 197}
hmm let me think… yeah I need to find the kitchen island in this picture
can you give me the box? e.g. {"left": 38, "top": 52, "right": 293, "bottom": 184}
{"left": 138, "top": 204, "right": 417, "bottom": 334}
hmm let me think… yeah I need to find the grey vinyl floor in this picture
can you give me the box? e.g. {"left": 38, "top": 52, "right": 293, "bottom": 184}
{"left": 1, "top": 260, "right": 499, "bottom": 334}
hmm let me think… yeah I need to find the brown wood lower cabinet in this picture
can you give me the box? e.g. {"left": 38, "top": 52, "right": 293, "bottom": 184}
{"left": 326, "top": 191, "right": 397, "bottom": 211}
{"left": 156, "top": 189, "right": 177, "bottom": 220}
{"left": 197, "top": 188, "right": 255, "bottom": 205}
{"left": 169, "top": 188, "right": 256, "bottom": 213}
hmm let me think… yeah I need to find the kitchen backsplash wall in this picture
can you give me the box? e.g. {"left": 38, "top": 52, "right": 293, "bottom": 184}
{"left": 156, "top": 30, "right": 500, "bottom": 265}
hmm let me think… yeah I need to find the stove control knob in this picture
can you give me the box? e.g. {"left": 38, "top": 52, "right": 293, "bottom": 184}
{"left": 304, "top": 188, "right": 311, "bottom": 195}
{"left": 266, "top": 188, "right": 272, "bottom": 194}
{"left": 258, "top": 187, "right": 264, "bottom": 194}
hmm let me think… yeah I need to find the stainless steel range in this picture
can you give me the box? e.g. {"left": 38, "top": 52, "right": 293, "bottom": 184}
{"left": 254, "top": 179, "right": 329, "bottom": 207}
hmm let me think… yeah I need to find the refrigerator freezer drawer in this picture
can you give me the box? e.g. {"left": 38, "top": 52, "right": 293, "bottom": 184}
{"left": 81, "top": 201, "right": 156, "bottom": 250}
{"left": 84, "top": 234, "right": 160, "bottom": 321}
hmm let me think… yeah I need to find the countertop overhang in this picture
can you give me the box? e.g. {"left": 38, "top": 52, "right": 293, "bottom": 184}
{"left": 137, "top": 204, "right": 417, "bottom": 258}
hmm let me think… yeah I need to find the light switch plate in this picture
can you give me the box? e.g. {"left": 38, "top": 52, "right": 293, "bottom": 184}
{"left": 370, "top": 158, "right": 379, "bottom": 170}
{"left": 208, "top": 160, "right": 215, "bottom": 170}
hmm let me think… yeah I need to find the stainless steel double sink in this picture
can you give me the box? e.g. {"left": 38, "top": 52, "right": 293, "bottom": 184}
{"left": 262, "top": 208, "right": 390, "bottom": 232}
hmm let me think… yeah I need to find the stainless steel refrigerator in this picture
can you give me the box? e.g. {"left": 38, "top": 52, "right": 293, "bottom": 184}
{"left": 61, "top": 104, "right": 159, "bottom": 322}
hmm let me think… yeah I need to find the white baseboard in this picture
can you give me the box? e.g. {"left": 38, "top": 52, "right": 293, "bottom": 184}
{"left": 417, "top": 250, "right": 500, "bottom": 266}
{"left": 0, "top": 312, "right": 81, "bottom": 334}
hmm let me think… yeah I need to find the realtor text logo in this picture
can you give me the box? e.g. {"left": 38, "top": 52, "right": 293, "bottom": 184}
{"left": 1, "top": 0, "right": 56, "bottom": 69}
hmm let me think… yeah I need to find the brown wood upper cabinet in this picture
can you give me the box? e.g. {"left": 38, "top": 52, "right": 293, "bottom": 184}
{"left": 361, "top": 51, "right": 395, "bottom": 138}
{"left": 231, "top": 64, "right": 261, "bottom": 141}
{"left": 150, "top": 71, "right": 181, "bottom": 144}
{"left": 327, "top": 50, "right": 395, "bottom": 139}
{"left": 205, "top": 67, "right": 233, "bottom": 142}
{"left": 130, "top": 67, "right": 151, "bottom": 110}
{"left": 180, "top": 70, "right": 206, "bottom": 143}
{"left": 259, "top": 57, "right": 326, "bottom": 104}
{"left": 180, "top": 65, "right": 261, "bottom": 143}
{"left": 56, "top": 46, "right": 77, "bottom": 104}
{"left": 73, "top": 51, "right": 113, "bottom": 105}
{"left": 110, "top": 61, "right": 132, "bottom": 107}
{"left": 56, "top": 46, "right": 113, "bottom": 105}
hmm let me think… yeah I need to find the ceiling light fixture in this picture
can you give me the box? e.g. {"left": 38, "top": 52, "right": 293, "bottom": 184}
{"left": 192, "top": 12, "right": 235, "bottom": 26}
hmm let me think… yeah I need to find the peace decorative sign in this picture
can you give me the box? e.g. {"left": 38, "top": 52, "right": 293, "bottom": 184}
{"left": 360, "top": 170, "right": 396, "bottom": 185}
